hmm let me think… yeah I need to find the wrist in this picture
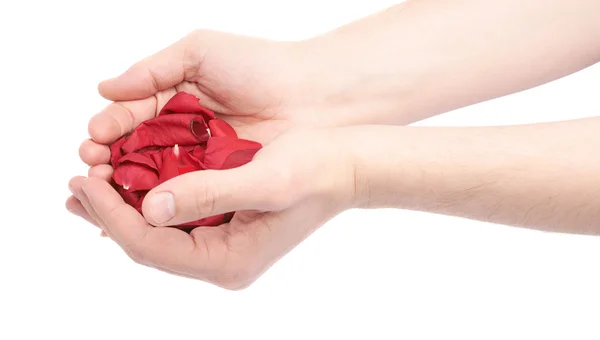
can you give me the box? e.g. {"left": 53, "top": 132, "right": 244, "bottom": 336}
{"left": 288, "top": 35, "right": 417, "bottom": 127}
{"left": 328, "top": 126, "right": 410, "bottom": 210}
{"left": 338, "top": 125, "right": 434, "bottom": 211}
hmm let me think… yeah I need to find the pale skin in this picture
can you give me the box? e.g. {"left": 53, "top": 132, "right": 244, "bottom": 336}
{"left": 66, "top": 0, "right": 600, "bottom": 289}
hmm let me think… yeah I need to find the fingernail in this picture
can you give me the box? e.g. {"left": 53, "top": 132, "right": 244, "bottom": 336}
{"left": 69, "top": 186, "right": 76, "bottom": 197}
{"left": 146, "top": 192, "right": 175, "bottom": 224}
{"left": 100, "top": 230, "right": 107, "bottom": 237}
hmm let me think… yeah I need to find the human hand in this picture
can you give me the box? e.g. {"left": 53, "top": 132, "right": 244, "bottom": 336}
{"left": 67, "top": 29, "right": 308, "bottom": 229}
{"left": 68, "top": 128, "right": 357, "bottom": 289}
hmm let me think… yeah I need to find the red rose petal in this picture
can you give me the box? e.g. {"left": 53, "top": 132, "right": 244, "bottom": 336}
{"left": 159, "top": 92, "right": 215, "bottom": 122}
{"left": 109, "top": 136, "right": 127, "bottom": 168}
{"left": 116, "top": 152, "right": 159, "bottom": 170}
{"left": 121, "top": 114, "right": 205, "bottom": 153}
{"left": 112, "top": 152, "right": 159, "bottom": 191}
{"left": 192, "top": 146, "right": 205, "bottom": 162}
{"left": 204, "top": 137, "right": 262, "bottom": 170}
{"left": 158, "top": 149, "right": 180, "bottom": 183}
{"left": 118, "top": 186, "right": 145, "bottom": 208}
{"left": 113, "top": 162, "right": 160, "bottom": 191}
{"left": 208, "top": 118, "right": 238, "bottom": 138}
{"left": 190, "top": 118, "right": 210, "bottom": 142}
{"left": 158, "top": 146, "right": 205, "bottom": 184}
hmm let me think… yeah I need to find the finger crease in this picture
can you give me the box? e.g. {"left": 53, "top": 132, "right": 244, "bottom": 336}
{"left": 114, "top": 102, "right": 136, "bottom": 135}
{"left": 146, "top": 67, "right": 161, "bottom": 93}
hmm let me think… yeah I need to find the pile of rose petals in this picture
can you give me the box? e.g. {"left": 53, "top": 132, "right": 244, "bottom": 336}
{"left": 109, "top": 92, "right": 262, "bottom": 228}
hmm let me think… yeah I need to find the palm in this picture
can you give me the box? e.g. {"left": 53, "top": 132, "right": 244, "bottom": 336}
{"left": 164, "top": 83, "right": 294, "bottom": 144}
{"left": 176, "top": 33, "right": 313, "bottom": 143}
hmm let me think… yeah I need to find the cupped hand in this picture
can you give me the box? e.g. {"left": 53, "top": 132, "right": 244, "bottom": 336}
{"left": 68, "top": 29, "right": 316, "bottom": 229}
{"left": 68, "top": 128, "right": 357, "bottom": 289}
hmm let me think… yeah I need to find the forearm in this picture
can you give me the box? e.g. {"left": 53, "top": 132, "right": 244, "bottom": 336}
{"left": 345, "top": 117, "right": 600, "bottom": 235}
{"left": 300, "top": 0, "right": 600, "bottom": 126}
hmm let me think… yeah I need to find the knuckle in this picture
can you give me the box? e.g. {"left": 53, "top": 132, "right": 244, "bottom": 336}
{"left": 212, "top": 254, "right": 257, "bottom": 291}
{"left": 126, "top": 248, "right": 146, "bottom": 266}
{"left": 182, "top": 30, "right": 207, "bottom": 78}
{"left": 213, "top": 266, "right": 254, "bottom": 291}
{"left": 123, "top": 240, "right": 148, "bottom": 266}
{"left": 194, "top": 178, "right": 219, "bottom": 217}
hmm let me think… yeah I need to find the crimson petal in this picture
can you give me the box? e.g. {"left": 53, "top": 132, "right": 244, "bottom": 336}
{"left": 113, "top": 162, "right": 160, "bottom": 191}
{"left": 117, "top": 187, "right": 145, "bottom": 208}
{"left": 208, "top": 118, "right": 238, "bottom": 138}
{"left": 192, "top": 146, "right": 205, "bottom": 162}
{"left": 121, "top": 114, "right": 204, "bottom": 153}
{"left": 204, "top": 137, "right": 262, "bottom": 170}
{"left": 116, "top": 152, "right": 159, "bottom": 170}
{"left": 109, "top": 137, "right": 127, "bottom": 168}
{"left": 191, "top": 118, "right": 210, "bottom": 142}
{"left": 159, "top": 92, "right": 215, "bottom": 121}
{"left": 158, "top": 146, "right": 205, "bottom": 184}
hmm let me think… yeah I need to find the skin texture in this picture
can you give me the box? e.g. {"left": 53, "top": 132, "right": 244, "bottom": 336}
{"left": 67, "top": 0, "right": 600, "bottom": 288}
{"left": 347, "top": 119, "right": 600, "bottom": 235}
{"left": 299, "top": 0, "right": 600, "bottom": 125}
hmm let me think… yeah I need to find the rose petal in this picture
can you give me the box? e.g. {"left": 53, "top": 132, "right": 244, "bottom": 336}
{"left": 118, "top": 186, "right": 145, "bottom": 208}
{"left": 113, "top": 163, "right": 160, "bottom": 191}
{"left": 208, "top": 118, "right": 238, "bottom": 138}
{"left": 204, "top": 137, "right": 262, "bottom": 170}
{"left": 159, "top": 92, "right": 215, "bottom": 122}
{"left": 121, "top": 114, "right": 205, "bottom": 153}
{"left": 192, "top": 146, "right": 205, "bottom": 162}
{"left": 148, "top": 151, "right": 163, "bottom": 170}
{"left": 112, "top": 152, "right": 160, "bottom": 191}
{"left": 116, "top": 152, "right": 159, "bottom": 170}
{"left": 190, "top": 118, "right": 210, "bottom": 142}
{"left": 158, "top": 146, "right": 204, "bottom": 184}
{"left": 109, "top": 136, "right": 127, "bottom": 168}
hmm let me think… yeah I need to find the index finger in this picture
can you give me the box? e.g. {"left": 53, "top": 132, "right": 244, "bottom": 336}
{"left": 97, "top": 32, "right": 196, "bottom": 101}
{"left": 87, "top": 88, "right": 177, "bottom": 145}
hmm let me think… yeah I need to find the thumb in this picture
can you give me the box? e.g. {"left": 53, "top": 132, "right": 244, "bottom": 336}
{"left": 141, "top": 161, "right": 286, "bottom": 227}
{"left": 98, "top": 31, "right": 200, "bottom": 101}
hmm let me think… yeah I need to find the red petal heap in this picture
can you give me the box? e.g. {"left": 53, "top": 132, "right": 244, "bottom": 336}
{"left": 109, "top": 91, "right": 263, "bottom": 230}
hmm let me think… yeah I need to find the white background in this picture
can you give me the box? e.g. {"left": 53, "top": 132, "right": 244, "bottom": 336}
{"left": 2, "top": 0, "right": 600, "bottom": 339}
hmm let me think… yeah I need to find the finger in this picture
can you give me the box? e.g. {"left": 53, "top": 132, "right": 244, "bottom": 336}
{"left": 98, "top": 32, "right": 198, "bottom": 101}
{"left": 68, "top": 176, "right": 104, "bottom": 228}
{"left": 81, "top": 177, "right": 219, "bottom": 273}
{"left": 65, "top": 195, "right": 100, "bottom": 228}
{"left": 88, "top": 98, "right": 153, "bottom": 145}
{"left": 88, "top": 88, "right": 178, "bottom": 145}
{"left": 69, "top": 178, "right": 109, "bottom": 237}
{"left": 79, "top": 139, "right": 110, "bottom": 166}
{"left": 142, "top": 160, "right": 283, "bottom": 227}
{"left": 88, "top": 164, "right": 114, "bottom": 182}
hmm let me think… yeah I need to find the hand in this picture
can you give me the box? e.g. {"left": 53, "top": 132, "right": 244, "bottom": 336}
{"left": 67, "top": 29, "right": 312, "bottom": 229}
{"left": 68, "top": 128, "right": 356, "bottom": 289}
